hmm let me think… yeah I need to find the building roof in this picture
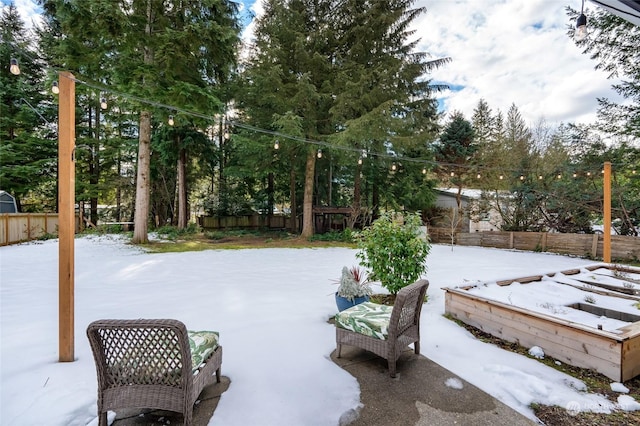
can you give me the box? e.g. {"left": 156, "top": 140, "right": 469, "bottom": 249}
{"left": 591, "top": 0, "right": 640, "bottom": 26}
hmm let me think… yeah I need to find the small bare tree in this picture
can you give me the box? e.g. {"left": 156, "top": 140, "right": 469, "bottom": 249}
{"left": 444, "top": 207, "right": 463, "bottom": 251}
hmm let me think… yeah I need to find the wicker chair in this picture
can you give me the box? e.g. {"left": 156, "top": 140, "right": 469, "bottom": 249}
{"left": 335, "top": 279, "right": 429, "bottom": 377}
{"left": 86, "top": 319, "right": 222, "bottom": 426}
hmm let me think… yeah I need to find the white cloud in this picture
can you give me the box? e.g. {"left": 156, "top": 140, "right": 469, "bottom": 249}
{"left": 7, "top": 0, "right": 624, "bottom": 127}
{"left": 415, "top": 0, "right": 623, "bottom": 125}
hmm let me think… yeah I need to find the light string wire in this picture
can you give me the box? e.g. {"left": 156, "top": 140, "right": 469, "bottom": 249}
{"left": 8, "top": 56, "right": 635, "bottom": 177}
{"left": 64, "top": 73, "right": 636, "bottom": 177}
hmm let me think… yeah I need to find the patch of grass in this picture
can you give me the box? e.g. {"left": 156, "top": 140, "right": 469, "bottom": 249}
{"left": 140, "top": 229, "right": 355, "bottom": 253}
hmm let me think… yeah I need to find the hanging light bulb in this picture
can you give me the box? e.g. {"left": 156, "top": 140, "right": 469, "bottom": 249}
{"left": 51, "top": 81, "right": 60, "bottom": 94}
{"left": 224, "top": 127, "right": 230, "bottom": 140}
{"left": 576, "top": 0, "right": 588, "bottom": 41}
{"left": 274, "top": 140, "right": 279, "bottom": 150}
{"left": 476, "top": 173, "right": 481, "bottom": 179}
{"left": 168, "top": 115, "right": 175, "bottom": 126}
{"left": 573, "top": 172, "right": 578, "bottom": 178}
{"left": 358, "top": 157, "right": 363, "bottom": 165}
{"left": 538, "top": 175, "right": 543, "bottom": 180}
{"left": 422, "top": 167, "right": 427, "bottom": 174}
{"left": 587, "top": 171, "right": 592, "bottom": 177}
{"left": 100, "top": 97, "right": 107, "bottom": 110}
{"left": 557, "top": 173, "right": 562, "bottom": 179}
{"left": 317, "top": 149, "right": 322, "bottom": 159}
{"left": 450, "top": 171, "right": 455, "bottom": 177}
{"left": 10, "top": 58, "right": 20, "bottom": 75}
{"left": 391, "top": 163, "right": 397, "bottom": 171}
{"left": 499, "top": 175, "right": 504, "bottom": 180}
{"left": 519, "top": 175, "right": 525, "bottom": 181}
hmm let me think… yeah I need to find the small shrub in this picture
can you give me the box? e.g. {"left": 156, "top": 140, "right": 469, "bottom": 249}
{"left": 356, "top": 212, "right": 430, "bottom": 295}
{"left": 155, "top": 224, "right": 200, "bottom": 240}
{"left": 309, "top": 229, "right": 355, "bottom": 242}
{"left": 584, "top": 294, "right": 597, "bottom": 304}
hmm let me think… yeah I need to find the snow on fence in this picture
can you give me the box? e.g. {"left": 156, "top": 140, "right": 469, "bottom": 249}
{"left": 429, "top": 228, "right": 639, "bottom": 261}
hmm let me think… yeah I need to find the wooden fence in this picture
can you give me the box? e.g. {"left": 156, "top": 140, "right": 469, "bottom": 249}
{"left": 0, "top": 213, "right": 83, "bottom": 246}
{"left": 429, "top": 228, "right": 640, "bottom": 261}
{"left": 198, "top": 214, "right": 298, "bottom": 230}
{"left": 1, "top": 213, "right": 59, "bottom": 246}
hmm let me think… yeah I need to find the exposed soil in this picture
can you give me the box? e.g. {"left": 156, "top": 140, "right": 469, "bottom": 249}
{"left": 454, "top": 319, "right": 640, "bottom": 425}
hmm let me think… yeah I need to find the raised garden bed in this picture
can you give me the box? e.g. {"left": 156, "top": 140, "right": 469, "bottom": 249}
{"left": 443, "top": 263, "right": 640, "bottom": 382}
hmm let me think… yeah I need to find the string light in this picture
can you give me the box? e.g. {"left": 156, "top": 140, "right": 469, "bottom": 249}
{"left": 51, "top": 81, "right": 59, "bottom": 94}
{"left": 274, "top": 140, "right": 279, "bottom": 150}
{"left": 100, "top": 97, "right": 108, "bottom": 110}
{"left": 12, "top": 64, "right": 632, "bottom": 184}
{"left": 573, "top": 172, "right": 578, "bottom": 178}
{"left": 9, "top": 58, "right": 20, "bottom": 75}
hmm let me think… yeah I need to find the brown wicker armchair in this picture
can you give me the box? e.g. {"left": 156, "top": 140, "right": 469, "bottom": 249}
{"left": 86, "top": 319, "right": 222, "bottom": 426}
{"left": 335, "top": 279, "right": 429, "bottom": 377}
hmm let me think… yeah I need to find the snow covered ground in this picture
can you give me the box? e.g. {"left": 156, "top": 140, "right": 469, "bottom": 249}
{"left": 1, "top": 235, "right": 639, "bottom": 425}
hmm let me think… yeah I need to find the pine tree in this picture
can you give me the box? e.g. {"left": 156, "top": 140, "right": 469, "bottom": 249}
{"left": 1, "top": 4, "right": 57, "bottom": 211}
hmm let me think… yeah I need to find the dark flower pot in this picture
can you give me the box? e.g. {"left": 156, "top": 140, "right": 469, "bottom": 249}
{"left": 335, "top": 293, "right": 370, "bottom": 312}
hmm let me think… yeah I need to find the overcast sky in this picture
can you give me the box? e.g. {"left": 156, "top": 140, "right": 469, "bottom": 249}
{"left": 5, "top": 0, "right": 622, "bottom": 127}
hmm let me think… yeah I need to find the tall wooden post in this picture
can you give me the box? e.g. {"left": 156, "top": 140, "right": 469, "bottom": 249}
{"left": 58, "top": 72, "right": 75, "bottom": 362}
{"left": 603, "top": 161, "right": 611, "bottom": 263}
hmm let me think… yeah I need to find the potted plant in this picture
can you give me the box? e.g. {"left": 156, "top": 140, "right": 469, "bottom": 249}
{"left": 334, "top": 265, "right": 373, "bottom": 311}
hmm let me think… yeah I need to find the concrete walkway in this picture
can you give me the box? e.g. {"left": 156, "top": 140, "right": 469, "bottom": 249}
{"left": 111, "top": 346, "right": 537, "bottom": 425}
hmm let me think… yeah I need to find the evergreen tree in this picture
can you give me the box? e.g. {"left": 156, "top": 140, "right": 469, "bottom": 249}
{"left": 241, "top": 0, "right": 445, "bottom": 236}
{"left": 40, "top": 0, "right": 240, "bottom": 240}
{"left": 1, "top": 4, "right": 57, "bottom": 211}
{"left": 568, "top": 6, "right": 640, "bottom": 139}
{"left": 433, "top": 111, "right": 476, "bottom": 209}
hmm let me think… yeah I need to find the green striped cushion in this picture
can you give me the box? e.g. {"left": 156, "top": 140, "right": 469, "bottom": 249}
{"left": 334, "top": 302, "right": 392, "bottom": 340}
{"left": 188, "top": 330, "right": 219, "bottom": 373}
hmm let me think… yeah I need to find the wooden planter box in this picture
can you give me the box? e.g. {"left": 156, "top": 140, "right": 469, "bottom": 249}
{"left": 443, "top": 263, "right": 640, "bottom": 382}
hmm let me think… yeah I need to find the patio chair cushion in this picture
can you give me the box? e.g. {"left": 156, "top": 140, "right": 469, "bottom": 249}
{"left": 334, "top": 302, "right": 393, "bottom": 340}
{"left": 187, "top": 330, "right": 219, "bottom": 373}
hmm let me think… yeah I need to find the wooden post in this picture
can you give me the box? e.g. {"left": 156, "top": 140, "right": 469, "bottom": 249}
{"left": 603, "top": 162, "right": 611, "bottom": 263}
{"left": 58, "top": 72, "right": 75, "bottom": 362}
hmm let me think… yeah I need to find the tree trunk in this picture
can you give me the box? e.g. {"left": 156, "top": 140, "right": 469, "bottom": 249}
{"left": 132, "top": 0, "right": 154, "bottom": 244}
{"left": 177, "top": 141, "right": 187, "bottom": 229}
{"left": 301, "top": 148, "right": 316, "bottom": 238}
{"left": 132, "top": 110, "right": 152, "bottom": 243}
{"left": 289, "top": 162, "right": 297, "bottom": 233}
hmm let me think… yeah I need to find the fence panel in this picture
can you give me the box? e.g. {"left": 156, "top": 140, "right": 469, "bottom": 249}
{"left": 429, "top": 228, "right": 639, "bottom": 261}
{"left": 1, "top": 213, "right": 57, "bottom": 246}
{"left": 0, "top": 213, "right": 82, "bottom": 246}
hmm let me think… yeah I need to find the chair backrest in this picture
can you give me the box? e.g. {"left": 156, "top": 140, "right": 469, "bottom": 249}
{"left": 87, "top": 319, "right": 192, "bottom": 389}
{"left": 389, "top": 279, "right": 429, "bottom": 337}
